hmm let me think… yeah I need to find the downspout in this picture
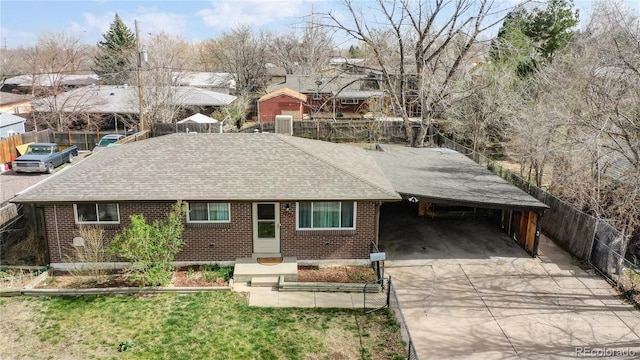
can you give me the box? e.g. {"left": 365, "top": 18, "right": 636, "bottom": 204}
{"left": 54, "top": 204, "right": 62, "bottom": 263}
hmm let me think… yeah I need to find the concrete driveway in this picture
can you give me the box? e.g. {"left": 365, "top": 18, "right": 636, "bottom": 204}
{"left": 0, "top": 151, "right": 90, "bottom": 205}
{"left": 380, "top": 203, "right": 640, "bottom": 359}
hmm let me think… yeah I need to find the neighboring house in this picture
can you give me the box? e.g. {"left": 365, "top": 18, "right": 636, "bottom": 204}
{"left": 177, "top": 113, "right": 219, "bottom": 124}
{"left": 173, "top": 72, "right": 236, "bottom": 95}
{"left": 11, "top": 133, "right": 400, "bottom": 267}
{"left": 265, "top": 63, "right": 288, "bottom": 86}
{"left": 258, "top": 88, "right": 307, "bottom": 123}
{"left": 0, "top": 112, "right": 26, "bottom": 138}
{"left": 0, "top": 92, "right": 32, "bottom": 115}
{"left": 327, "top": 58, "right": 375, "bottom": 75}
{"left": 2, "top": 73, "right": 99, "bottom": 95}
{"left": 32, "top": 85, "right": 237, "bottom": 129}
{"left": 266, "top": 74, "right": 384, "bottom": 119}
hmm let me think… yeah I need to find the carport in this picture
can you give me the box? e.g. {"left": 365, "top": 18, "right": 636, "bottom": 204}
{"left": 369, "top": 145, "right": 549, "bottom": 256}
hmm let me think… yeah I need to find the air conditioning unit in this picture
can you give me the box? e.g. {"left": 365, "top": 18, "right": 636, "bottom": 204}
{"left": 275, "top": 115, "right": 293, "bottom": 136}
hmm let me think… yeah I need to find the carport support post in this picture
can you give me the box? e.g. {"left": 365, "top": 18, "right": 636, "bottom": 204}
{"left": 532, "top": 211, "right": 543, "bottom": 257}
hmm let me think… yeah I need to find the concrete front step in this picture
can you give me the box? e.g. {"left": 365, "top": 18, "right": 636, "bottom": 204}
{"left": 234, "top": 256, "right": 298, "bottom": 283}
{"left": 250, "top": 276, "right": 280, "bottom": 287}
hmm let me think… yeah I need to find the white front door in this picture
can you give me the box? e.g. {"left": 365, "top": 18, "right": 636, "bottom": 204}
{"left": 253, "top": 202, "right": 280, "bottom": 255}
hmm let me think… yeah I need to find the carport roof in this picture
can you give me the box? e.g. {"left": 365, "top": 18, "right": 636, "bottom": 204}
{"left": 369, "top": 145, "right": 548, "bottom": 212}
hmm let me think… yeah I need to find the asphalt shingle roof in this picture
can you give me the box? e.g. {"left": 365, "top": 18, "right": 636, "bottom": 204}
{"left": 266, "top": 74, "right": 381, "bottom": 96}
{"left": 0, "top": 92, "right": 31, "bottom": 106}
{"left": 12, "top": 133, "right": 400, "bottom": 203}
{"left": 174, "top": 71, "right": 236, "bottom": 89}
{"left": 369, "top": 145, "right": 548, "bottom": 212}
{"left": 259, "top": 88, "right": 307, "bottom": 103}
{"left": 0, "top": 112, "right": 26, "bottom": 127}
{"left": 33, "top": 85, "right": 237, "bottom": 114}
{"left": 3, "top": 73, "right": 99, "bottom": 87}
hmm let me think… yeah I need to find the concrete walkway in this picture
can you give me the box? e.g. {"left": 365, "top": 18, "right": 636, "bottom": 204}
{"left": 385, "top": 235, "right": 640, "bottom": 359}
{"left": 233, "top": 282, "right": 365, "bottom": 309}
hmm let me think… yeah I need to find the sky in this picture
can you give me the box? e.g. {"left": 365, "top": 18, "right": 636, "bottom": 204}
{"left": 1, "top": 0, "right": 639, "bottom": 49}
{"left": 0, "top": 0, "right": 341, "bottom": 48}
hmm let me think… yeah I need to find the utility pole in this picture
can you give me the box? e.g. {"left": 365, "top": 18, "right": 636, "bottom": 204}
{"left": 135, "top": 20, "right": 145, "bottom": 131}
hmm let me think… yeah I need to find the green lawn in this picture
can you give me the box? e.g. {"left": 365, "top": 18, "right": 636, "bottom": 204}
{"left": 2, "top": 292, "right": 405, "bottom": 359}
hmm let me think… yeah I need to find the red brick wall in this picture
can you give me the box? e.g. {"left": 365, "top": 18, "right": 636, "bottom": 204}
{"left": 42, "top": 201, "right": 380, "bottom": 263}
{"left": 279, "top": 201, "right": 379, "bottom": 260}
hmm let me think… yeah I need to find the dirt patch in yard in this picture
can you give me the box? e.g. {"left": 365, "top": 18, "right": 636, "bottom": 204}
{"left": 37, "top": 272, "right": 142, "bottom": 289}
{"left": 0, "top": 298, "right": 40, "bottom": 358}
{"left": 172, "top": 267, "right": 228, "bottom": 287}
{"left": 37, "top": 266, "right": 232, "bottom": 289}
{"left": 32, "top": 265, "right": 377, "bottom": 289}
{"left": 297, "top": 265, "right": 377, "bottom": 283}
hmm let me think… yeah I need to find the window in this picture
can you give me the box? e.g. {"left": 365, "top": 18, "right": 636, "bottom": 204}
{"left": 313, "top": 93, "right": 322, "bottom": 100}
{"left": 297, "top": 201, "right": 355, "bottom": 229}
{"left": 341, "top": 99, "right": 358, "bottom": 105}
{"left": 74, "top": 203, "right": 119, "bottom": 224}
{"left": 187, "top": 202, "right": 230, "bottom": 223}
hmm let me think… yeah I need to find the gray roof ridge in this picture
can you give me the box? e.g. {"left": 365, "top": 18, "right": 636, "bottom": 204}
{"left": 274, "top": 134, "right": 398, "bottom": 198}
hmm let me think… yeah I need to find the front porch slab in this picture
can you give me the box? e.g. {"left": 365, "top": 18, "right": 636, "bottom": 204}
{"left": 234, "top": 257, "right": 298, "bottom": 283}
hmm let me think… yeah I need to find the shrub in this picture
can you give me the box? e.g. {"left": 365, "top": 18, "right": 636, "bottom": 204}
{"left": 110, "top": 201, "right": 186, "bottom": 286}
{"left": 64, "top": 224, "right": 111, "bottom": 282}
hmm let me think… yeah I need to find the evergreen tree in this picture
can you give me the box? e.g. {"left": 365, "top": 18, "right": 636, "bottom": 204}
{"left": 348, "top": 45, "right": 364, "bottom": 58}
{"left": 93, "top": 14, "right": 136, "bottom": 85}
{"left": 491, "top": 0, "right": 579, "bottom": 77}
{"left": 491, "top": 9, "right": 539, "bottom": 78}
{"left": 522, "top": 0, "right": 579, "bottom": 63}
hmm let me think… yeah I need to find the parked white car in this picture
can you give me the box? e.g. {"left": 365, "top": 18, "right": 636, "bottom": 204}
{"left": 92, "top": 134, "right": 125, "bottom": 153}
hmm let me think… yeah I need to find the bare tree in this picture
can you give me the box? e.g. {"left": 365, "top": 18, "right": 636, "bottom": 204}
{"left": 321, "top": 0, "right": 510, "bottom": 147}
{"left": 0, "top": 47, "right": 31, "bottom": 84}
{"left": 441, "top": 62, "right": 519, "bottom": 153}
{"left": 503, "top": 1, "right": 640, "bottom": 257}
{"left": 24, "top": 32, "right": 93, "bottom": 130}
{"left": 206, "top": 25, "right": 270, "bottom": 96}
{"left": 139, "top": 32, "right": 196, "bottom": 125}
{"left": 266, "top": 15, "right": 335, "bottom": 75}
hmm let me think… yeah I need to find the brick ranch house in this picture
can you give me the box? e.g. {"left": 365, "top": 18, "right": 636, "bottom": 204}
{"left": 11, "top": 133, "right": 400, "bottom": 268}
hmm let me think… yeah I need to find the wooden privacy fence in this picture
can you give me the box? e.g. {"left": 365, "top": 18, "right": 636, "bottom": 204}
{"left": 118, "top": 130, "right": 150, "bottom": 144}
{"left": 243, "top": 120, "right": 419, "bottom": 143}
{"left": 152, "top": 120, "right": 418, "bottom": 143}
{"left": 0, "top": 129, "right": 149, "bottom": 164}
{"left": 0, "top": 129, "right": 52, "bottom": 164}
{"left": 529, "top": 187, "right": 596, "bottom": 260}
{"left": 52, "top": 130, "right": 131, "bottom": 151}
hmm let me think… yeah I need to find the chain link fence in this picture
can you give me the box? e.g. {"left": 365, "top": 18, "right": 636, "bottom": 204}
{"left": 388, "top": 277, "right": 419, "bottom": 360}
{"left": 364, "top": 276, "right": 419, "bottom": 360}
{"left": 591, "top": 220, "right": 640, "bottom": 301}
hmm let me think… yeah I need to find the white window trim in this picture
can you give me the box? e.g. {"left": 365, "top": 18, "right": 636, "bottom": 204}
{"left": 187, "top": 202, "right": 231, "bottom": 223}
{"left": 312, "top": 93, "right": 322, "bottom": 100}
{"left": 73, "top": 203, "right": 120, "bottom": 224}
{"left": 340, "top": 99, "right": 358, "bottom": 105}
{"left": 295, "top": 201, "right": 357, "bottom": 230}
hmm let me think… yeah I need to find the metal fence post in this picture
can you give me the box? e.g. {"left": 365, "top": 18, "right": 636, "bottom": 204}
{"left": 387, "top": 276, "right": 392, "bottom": 307}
